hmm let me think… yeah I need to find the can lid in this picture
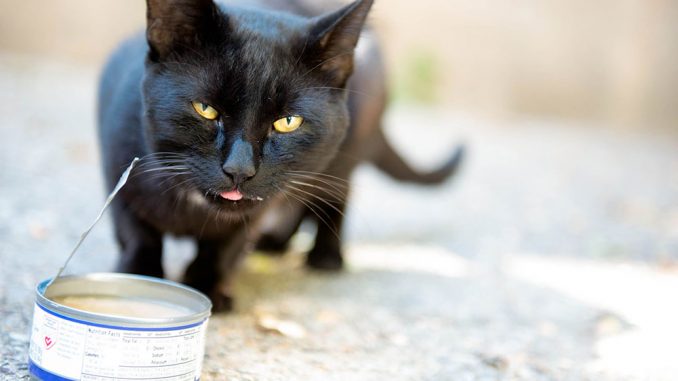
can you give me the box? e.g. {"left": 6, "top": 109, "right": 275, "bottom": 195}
{"left": 45, "top": 158, "right": 139, "bottom": 292}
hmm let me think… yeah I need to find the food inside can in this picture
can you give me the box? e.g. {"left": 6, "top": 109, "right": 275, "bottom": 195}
{"left": 51, "top": 295, "right": 191, "bottom": 319}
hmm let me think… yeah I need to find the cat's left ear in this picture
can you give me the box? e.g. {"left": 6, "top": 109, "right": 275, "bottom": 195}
{"left": 146, "top": 0, "right": 221, "bottom": 62}
{"left": 307, "top": 0, "right": 374, "bottom": 86}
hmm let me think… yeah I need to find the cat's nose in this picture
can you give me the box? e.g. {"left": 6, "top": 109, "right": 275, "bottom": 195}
{"left": 222, "top": 164, "right": 256, "bottom": 185}
{"left": 222, "top": 138, "right": 256, "bottom": 185}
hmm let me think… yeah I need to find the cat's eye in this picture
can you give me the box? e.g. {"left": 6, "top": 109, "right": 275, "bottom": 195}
{"left": 192, "top": 101, "right": 219, "bottom": 120}
{"left": 273, "top": 116, "right": 304, "bottom": 133}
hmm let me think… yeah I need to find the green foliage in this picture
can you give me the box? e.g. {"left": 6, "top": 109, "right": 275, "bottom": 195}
{"left": 391, "top": 49, "right": 441, "bottom": 104}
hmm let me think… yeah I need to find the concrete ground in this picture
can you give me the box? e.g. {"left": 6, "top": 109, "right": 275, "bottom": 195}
{"left": 1, "top": 54, "right": 677, "bottom": 380}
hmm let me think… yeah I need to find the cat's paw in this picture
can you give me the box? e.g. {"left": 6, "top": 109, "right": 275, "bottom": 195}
{"left": 182, "top": 271, "right": 232, "bottom": 311}
{"left": 209, "top": 291, "right": 234, "bottom": 313}
{"left": 306, "top": 248, "right": 344, "bottom": 271}
{"left": 187, "top": 283, "right": 234, "bottom": 313}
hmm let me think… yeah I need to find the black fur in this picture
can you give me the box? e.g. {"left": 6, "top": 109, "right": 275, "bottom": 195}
{"left": 98, "top": 0, "right": 462, "bottom": 311}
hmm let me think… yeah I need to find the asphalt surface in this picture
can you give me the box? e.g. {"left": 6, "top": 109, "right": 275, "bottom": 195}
{"left": 1, "top": 54, "right": 677, "bottom": 380}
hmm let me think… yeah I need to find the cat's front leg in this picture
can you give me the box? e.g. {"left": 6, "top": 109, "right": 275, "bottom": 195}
{"left": 306, "top": 182, "right": 350, "bottom": 271}
{"left": 184, "top": 227, "right": 250, "bottom": 312}
{"left": 112, "top": 199, "right": 164, "bottom": 278}
{"left": 256, "top": 197, "right": 308, "bottom": 254}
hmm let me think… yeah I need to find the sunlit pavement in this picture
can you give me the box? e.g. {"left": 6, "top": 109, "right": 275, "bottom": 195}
{"left": 1, "top": 54, "right": 677, "bottom": 380}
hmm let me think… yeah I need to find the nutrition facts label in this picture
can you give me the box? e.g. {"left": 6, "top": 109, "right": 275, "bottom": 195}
{"left": 29, "top": 303, "right": 207, "bottom": 381}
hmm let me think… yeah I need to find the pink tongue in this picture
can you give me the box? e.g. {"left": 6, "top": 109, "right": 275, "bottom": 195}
{"left": 220, "top": 190, "right": 243, "bottom": 201}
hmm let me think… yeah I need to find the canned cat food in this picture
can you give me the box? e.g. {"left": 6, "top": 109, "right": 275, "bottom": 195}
{"left": 28, "top": 273, "right": 212, "bottom": 381}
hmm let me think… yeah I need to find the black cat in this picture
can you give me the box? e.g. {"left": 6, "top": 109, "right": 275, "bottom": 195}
{"left": 98, "top": 0, "right": 463, "bottom": 311}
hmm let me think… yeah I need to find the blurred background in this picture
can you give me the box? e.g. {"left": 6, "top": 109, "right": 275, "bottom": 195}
{"left": 1, "top": 1, "right": 677, "bottom": 380}
{"left": 2, "top": 0, "right": 678, "bottom": 128}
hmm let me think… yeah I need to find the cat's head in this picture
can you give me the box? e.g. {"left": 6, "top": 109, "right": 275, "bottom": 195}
{"left": 141, "top": 0, "right": 373, "bottom": 213}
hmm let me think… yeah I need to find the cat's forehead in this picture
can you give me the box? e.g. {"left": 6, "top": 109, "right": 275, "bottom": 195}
{"left": 210, "top": 10, "right": 309, "bottom": 81}
{"left": 157, "top": 5, "right": 320, "bottom": 101}
{"left": 220, "top": 5, "right": 310, "bottom": 41}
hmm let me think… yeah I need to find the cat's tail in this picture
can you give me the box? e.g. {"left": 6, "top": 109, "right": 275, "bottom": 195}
{"left": 371, "top": 128, "right": 465, "bottom": 185}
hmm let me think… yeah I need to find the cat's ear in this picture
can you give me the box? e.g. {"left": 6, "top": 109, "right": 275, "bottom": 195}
{"left": 146, "top": 0, "right": 221, "bottom": 61}
{"left": 307, "top": 0, "right": 374, "bottom": 86}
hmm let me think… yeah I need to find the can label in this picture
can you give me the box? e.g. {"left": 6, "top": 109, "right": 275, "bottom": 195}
{"left": 29, "top": 303, "right": 207, "bottom": 381}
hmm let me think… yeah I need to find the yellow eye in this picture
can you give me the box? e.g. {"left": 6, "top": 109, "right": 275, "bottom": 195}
{"left": 192, "top": 101, "right": 219, "bottom": 120}
{"left": 273, "top": 116, "right": 304, "bottom": 133}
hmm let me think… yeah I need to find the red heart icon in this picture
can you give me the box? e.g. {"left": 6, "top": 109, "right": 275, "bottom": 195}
{"left": 44, "top": 336, "right": 55, "bottom": 350}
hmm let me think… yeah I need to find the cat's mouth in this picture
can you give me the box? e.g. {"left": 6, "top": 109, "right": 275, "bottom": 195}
{"left": 202, "top": 188, "right": 265, "bottom": 208}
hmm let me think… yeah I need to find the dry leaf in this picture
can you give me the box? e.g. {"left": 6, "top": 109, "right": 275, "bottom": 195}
{"left": 256, "top": 314, "right": 307, "bottom": 339}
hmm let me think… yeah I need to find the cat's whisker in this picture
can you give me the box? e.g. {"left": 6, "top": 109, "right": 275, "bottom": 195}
{"left": 286, "top": 170, "right": 369, "bottom": 195}
{"left": 287, "top": 169, "right": 348, "bottom": 179}
{"left": 138, "top": 152, "right": 188, "bottom": 158}
{"left": 142, "top": 151, "right": 188, "bottom": 157}
{"left": 136, "top": 156, "right": 187, "bottom": 163}
{"left": 115, "top": 154, "right": 170, "bottom": 171}
{"left": 131, "top": 159, "right": 188, "bottom": 173}
{"left": 134, "top": 167, "right": 188, "bottom": 176}
{"left": 278, "top": 185, "right": 332, "bottom": 222}
{"left": 134, "top": 166, "right": 190, "bottom": 174}
{"left": 287, "top": 170, "right": 350, "bottom": 185}
{"left": 132, "top": 173, "right": 186, "bottom": 186}
{"left": 131, "top": 167, "right": 192, "bottom": 187}
{"left": 286, "top": 185, "right": 346, "bottom": 219}
{"left": 287, "top": 173, "right": 349, "bottom": 194}
{"left": 140, "top": 173, "right": 191, "bottom": 183}
{"left": 136, "top": 154, "right": 188, "bottom": 161}
{"left": 276, "top": 188, "right": 301, "bottom": 215}
{"left": 129, "top": 153, "right": 192, "bottom": 185}
{"left": 287, "top": 172, "right": 349, "bottom": 186}
{"left": 134, "top": 163, "right": 187, "bottom": 172}
{"left": 162, "top": 177, "right": 196, "bottom": 196}
{"left": 287, "top": 174, "right": 353, "bottom": 195}
{"left": 277, "top": 187, "right": 341, "bottom": 241}
{"left": 142, "top": 174, "right": 189, "bottom": 188}
{"left": 286, "top": 178, "right": 377, "bottom": 247}
{"left": 156, "top": 172, "right": 194, "bottom": 188}
{"left": 135, "top": 152, "right": 189, "bottom": 161}
{"left": 289, "top": 180, "right": 346, "bottom": 201}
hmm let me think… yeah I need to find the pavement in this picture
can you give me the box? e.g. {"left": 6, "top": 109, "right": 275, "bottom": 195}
{"left": 1, "top": 53, "right": 678, "bottom": 380}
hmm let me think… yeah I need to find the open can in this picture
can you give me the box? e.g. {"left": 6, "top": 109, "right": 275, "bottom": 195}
{"left": 28, "top": 273, "right": 212, "bottom": 381}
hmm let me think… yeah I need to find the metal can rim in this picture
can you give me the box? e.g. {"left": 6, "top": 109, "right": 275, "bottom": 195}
{"left": 36, "top": 273, "right": 212, "bottom": 328}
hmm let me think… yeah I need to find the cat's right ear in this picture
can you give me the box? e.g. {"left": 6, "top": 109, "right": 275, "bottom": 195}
{"left": 306, "top": 0, "right": 374, "bottom": 86}
{"left": 146, "top": 0, "right": 221, "bottom": 62}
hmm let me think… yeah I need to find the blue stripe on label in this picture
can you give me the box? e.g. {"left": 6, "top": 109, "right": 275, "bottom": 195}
{"left": 36, "top": 303, "right": 205, "bottom": 331}
{"left": 30, "top": 359, "right": 201, "bottom": 381}
{"left": 29, "top": 359, "right": 76, "bottom": 381}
